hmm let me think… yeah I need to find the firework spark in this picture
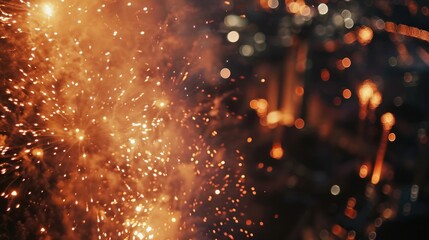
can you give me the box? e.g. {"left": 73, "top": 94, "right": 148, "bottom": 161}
{"left": 0, "top": 0, "right": 254, "bottom": 239}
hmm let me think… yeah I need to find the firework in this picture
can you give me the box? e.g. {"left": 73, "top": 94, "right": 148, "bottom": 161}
{"left": 0, "top": 1, "right": 253, "bottom": 239}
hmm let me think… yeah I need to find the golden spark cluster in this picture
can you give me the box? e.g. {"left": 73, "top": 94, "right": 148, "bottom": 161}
{"left": 0, "top": 1, "right": 255, "bottom": 239}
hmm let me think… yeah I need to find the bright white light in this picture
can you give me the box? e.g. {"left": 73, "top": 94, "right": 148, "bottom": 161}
{"left": 43, "top": 4, "right": 54, "bottom": 17}
{"left": 318, "top": 3, "right": 328, "bottom": 15}
{"left": 227, "top": 31, "right": 240, "bottom": 43}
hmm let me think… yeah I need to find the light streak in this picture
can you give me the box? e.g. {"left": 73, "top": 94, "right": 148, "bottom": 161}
{"left": 385, "top": 21, "right": 429, "bottom": 43}
{"left": 371, "top": 113, "right": 395, "bottom": 185}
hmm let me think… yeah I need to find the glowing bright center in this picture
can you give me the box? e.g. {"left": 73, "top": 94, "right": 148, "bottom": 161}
{"left": 43, "top": 4, "right": 54, "bottom": 17}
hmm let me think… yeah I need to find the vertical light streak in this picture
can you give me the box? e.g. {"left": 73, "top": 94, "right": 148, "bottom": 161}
{"left": 371, "top": 113, "right": 395, "bottom": 185}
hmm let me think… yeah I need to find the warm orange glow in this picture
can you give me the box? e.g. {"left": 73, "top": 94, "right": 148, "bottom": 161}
{"left": 385, "top": 21, "right": 429, "bottom": 43}
{"left": 347, "top": 197, "right": 356, "bottom": 208}
{"left": 267, "top": 111, "right": 283, "bottom": 126}
{"left": 250, "top": 99, "right": 269, "bottom": 117}
{"left": 321, "top": 68, "right": 330, "bottom": 81}
{"left": 42, "top": 4, "right": 54, "bottom": 17}
{"left": 388, "top": 133, "right": 396, "bottom": 142}
{"left": 357, "top": 26, "right": 374, "bottom": 45}
{"left": 32, "top": 148, "right": 44, "bottom": 158}
{"left": 371, "top": 113, "right": 395, "bottom": 185}
{"left": 295, "top": 86, "right": 304, "bottom": 96}
{"left": 259, "top": 0, "right": 269, "bottom": 9}
{"left": 270, "top": 143, "right": 284, "bottom": 160}
{"left": 341, "top": 57, "right": 352, "bottom": 68}
{"left": 257, "top": 99, "right": 268, "bottom": 110}
{"left": 287, "top": 2, "right": 300, "bottom": 14}
{"left": 220, "top": 67, "right": 231, "bottom": 79}
{"left": 344, "top": 197, "right": 357, "bottom": 219}
{"left": 249, "top": 99, "right": 259, "bottom": 109}
{"left": 299, "top": 5, "right": 311, "bottom": 16}
{"left": 0, "top": 1, "right": 256, "bottom": 238}
{"left": 332, "top": 224, "right": 346, "bottom": 238}
{"left": 369, "top": 91, "right": 382, "bottom": 110}
{"left": 358, "top": 80, "right": 376, "bottom": 105}
{"left": 294, "top": 118, "right": 305, "bottom": 129}
{"left": 324, "top": 40, "right": 337, "bottom": 52}
{"left": 382, "top": 208, "right": 393, "bottom": 219}
{"left": 342, "top": 89, "right": 352, "bottom": 99}
{"left": 281, "top": 113, "right": 295, "bottom": 126}
{"left": 359, "top": 164, "right": 369, "bottom": 178}
{"left": 358, "top": 80, "right": 379, "bottom": 119}
{"left": 381, "top": 112, "right": 395, "bottom": 130}
{"left": 344, "top": 32, "right": 356, "bottom": 44}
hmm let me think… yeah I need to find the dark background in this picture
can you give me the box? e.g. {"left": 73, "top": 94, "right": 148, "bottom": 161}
{"left": 217, "top": 1, "right": 429, "bottom": 239}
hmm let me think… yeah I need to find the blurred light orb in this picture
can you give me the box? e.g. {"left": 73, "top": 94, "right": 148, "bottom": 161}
{"left": 227, "top": 31, "right": 240, "bottom": 43}
{"left": 220, "top": 68, "right": 231, "bottom": 79}
{"left": 359, "top": 165, "right": 369, "bottom": 178}
{"left": 341, "top": 57, "right": 352, "bottom": 68}
{"left": 294, "top": 118, "right": 305, "bottom": 129}
{"left": 299, "top": 5, "right": 311, "bottom": 17}
{"left": 254, "top": 32, "right": 266, "bottom": 44}
{"left": 375, "top": 19, "right": 385, "bottom": 30}
{"left": 369, "top": 91, "right": 382, "bottom": 110}
{"left": 267, "top": 111, "right": 282, "bottom": 125}
{"left": 381, "top": 112, "right": 395, "bottom": 130}
{"left": 288, "top": 2, "right": 300, "bottom": 14}
{"left": 333, "top": 14, "right": 343, "bottom": 26}
{"left": 341, "top": 9, "right": 352, "bottom": 19}
{"left": 224, "top": 14, "right": 246, "bottom": 27}
{"left": 240, "top": 45, "right": 254, "bottom": 56}
{"left": 32, "top": 148, "right": 44, "bottom": 158}
{"left": 344, "top": 18, "right": 354, "bottom": 29}
{"left": 331, "top": 185, "right": 341, "bottom": 195}
{"left": 270, "top": 143, "right": 284, "bottom": 160}
{"left": 318, "top": 3, "right": 329, "bottom": 15}
{"left": 268, "top": 0, "right": 279, "bottom": 9}
{"left": 357, "top": 26, "right": 374, "bottom": 45}
{"left": 388, "top": 133, "right": 396, "bottom": 142}
{"left": 342, "top": 89, "right": 352, "bottom": 99}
